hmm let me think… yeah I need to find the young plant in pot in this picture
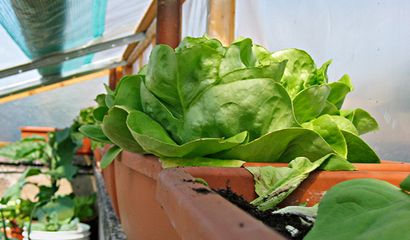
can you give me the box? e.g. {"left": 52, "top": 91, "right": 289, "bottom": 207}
{"left": 0, "top": 128, "right": 96, "bottom": 240}
{"left": 80, "top": 36, "right": 409, "bottom": 239}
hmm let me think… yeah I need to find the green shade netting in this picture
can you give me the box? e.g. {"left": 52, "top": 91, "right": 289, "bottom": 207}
{"left": 0, "top": 0, "right": 107, "bottom": 76}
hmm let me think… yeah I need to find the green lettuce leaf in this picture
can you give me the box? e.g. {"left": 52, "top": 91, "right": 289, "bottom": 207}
{"left": 160, "top": 157, "right": 245, "bottom": 168}
{"left": 127, "top": 110, "right": 248, "bottom": 157}
{"left": 305, "top": 179, "right": 410, "bottom": 240}
{"left": 248, "top": 156, "right": 327, "bottom": 210}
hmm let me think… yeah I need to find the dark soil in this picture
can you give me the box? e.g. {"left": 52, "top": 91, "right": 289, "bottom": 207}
{"left": 192, "top": 187, "right": 212, "bottom": 194}
{"left": 216, "top": 188, "right": 313, "bottom": 240}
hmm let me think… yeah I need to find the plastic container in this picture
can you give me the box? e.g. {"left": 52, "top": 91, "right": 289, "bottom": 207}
{"left": 22, "top": 223, "right": 90, "bottom": 240}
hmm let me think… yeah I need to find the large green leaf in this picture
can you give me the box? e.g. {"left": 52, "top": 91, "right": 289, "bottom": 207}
{"left": 217, "top": 128, "right": 334, "bottom": 162}
{"left": 101, "top": 145, "right": 122, "bottom": 169}
{"left": 268, "top": 48, "right": 316, "bottom": 97}
{"left": 293, "top": 85, "right": 331, "bottom": 123}
{"left": 305, "top": 179, "right": 410, "bottom": 240}
{"left": 249, "top": 156, "right": 327, "bottom": 210}
{"left": 220, "top": 62, "right": 286, "bottom": 84}
{"left": 140, "top": 81, "right": 183, "bottom": 142}
{"left": 127, "top": 110, "right": 248, "bottom": 157}
{"left": 329, "top": 115, "right": 359, "bottom": 135}
{"left": 145, "top": 45, "right": 181, "bottom": 112}
{"left": 113, "top": 75, "right": 144, "bottom": 110}
{"left": 36, "top": 196, "right": 75, "bottom": 222}
{"left": 160, "top": 157, "right": 245, "bottom": 168}
{"left": 342, "top": 130, "right": 380, "bottom": 163}
{"left": 400, "top": 175, "right": 410, "bottom": 192}
{"left": 79, "top": 125, "right": 112, "bottom": 144}
{"left": 182, "top": 78, "right": 297, "bottom": 142}
{"left": 219, "top": 38, "right": 256, "bottom": 77}
{"left": 327, "top": 74, "right": 353, "bottom": 109}
{"left": 344, "top": 108, "right": 379, "bottom": 135}
{"left": 176, "top": 43, "right": 223, "bottom": 108}
{"left": 102, "top": 106, "right": 143, "bottom": 153}
{"left": 302, "top": 115, "right": 347, "bottom": 158}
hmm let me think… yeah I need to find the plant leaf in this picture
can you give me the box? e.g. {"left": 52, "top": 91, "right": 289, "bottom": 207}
{"left": 400, "top": 175, "right": 410, "bottom": 192}
{"left": 113, "top": 75, "right": 144, "bottom": 110}
{"left": 102, "top": 106, "right": 144, "bottom": 152}
{"left": 79, "top": 125, "right": 112, "bottom": 144}
{"left": 302, "top": 115, "right": 347, "bottom": 158}
{"left": 249, "top": 156, "right": 327, "bottom": 210}
{"left": 305, "top": 179, "right": 410, "bottom": 240}
{"left": 101, "top": 145, "right": 122, "bottom": 169}
{"left": 160, "top": 157, "right": 245, "bottom": 168}
{"left": 342, "top": 130, "right": 380, "bottom": 163}
{"left": 268, "top": 48, "right": 316, "bottom": 98}
{"left": 327, "top": 74, "right": 353, "bottom": 109}
{"left": 220, "top": 62, "right": 286, "bottom": 84}
{"left": 349, "top": 108, "right": 379, "bottom": 135}
{"left": 217, "top": 128, "right": 334, "bottom": 163}
{"left": 182, "top": 79, "right": 297, "bottom": 142}
{"left": 293, "top": 85, "right": 331, "bottom": 123}
{"left": 127, "top": 110, "right": 248, "bottom": 157}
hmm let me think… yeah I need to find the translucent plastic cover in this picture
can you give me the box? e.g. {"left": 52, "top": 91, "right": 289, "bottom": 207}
{"left": 235, "top": 0, "right": 410, "bottom": 161}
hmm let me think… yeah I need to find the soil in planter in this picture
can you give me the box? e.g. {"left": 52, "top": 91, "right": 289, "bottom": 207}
{"left": 216, "top": 188, "right": 312, "bottom": 240}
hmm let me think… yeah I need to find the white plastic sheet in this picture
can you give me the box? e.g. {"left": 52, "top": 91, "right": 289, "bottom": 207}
{"left": 235, "top": 0, "right": 410, "bottom": 161}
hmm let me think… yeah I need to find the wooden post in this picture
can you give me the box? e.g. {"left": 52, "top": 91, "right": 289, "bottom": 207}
{"left": 156, "top": 0, "right": 181, "bottom": 48}
{"left": 207, "top": 0, "right": 236, "bottom": 45}
{"left": 108, "top": 69, "right": 117, "bottom": 90}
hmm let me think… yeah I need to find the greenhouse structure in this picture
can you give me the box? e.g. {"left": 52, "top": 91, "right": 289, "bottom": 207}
{"left": 0, "top": 0, "right": 409, "bottom": 239}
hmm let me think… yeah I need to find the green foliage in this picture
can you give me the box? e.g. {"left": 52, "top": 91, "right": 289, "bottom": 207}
{"left": 305, "top": 178, "right": 410, "bottom": 240}
{"left": 0, "top": 136, "right": 50, "bottom": 164}
{"left": 0, "top": 127, "right": 95, "bottom": 232}
{"left": 82, "top": 36, "right": 380, "bottom": 169}
{"left": 74, "top": 194, "right": 96, "bottom": 221}
{"left": 247, "top": 156, "right": 327, "bottom": 210}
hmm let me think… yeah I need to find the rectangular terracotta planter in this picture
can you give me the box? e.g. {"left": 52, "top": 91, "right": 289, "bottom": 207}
{"left": 94, "top": 146, "right": 121, "bottom": 218}
{"left": 111, "top": 151, "right": 410, "bottom": 239}
{"left": 156, "top": 165, "right": 410, "bottom": 239}
{"left": 114, "top": 151, "right": 180, "bottom": 240}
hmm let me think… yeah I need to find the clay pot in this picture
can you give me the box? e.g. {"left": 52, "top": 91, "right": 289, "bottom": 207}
{"left": 20, "top": 126, "right": 56, "bottom": 140}
{"left": 20, "top": 126, "right": 92, "bottom": 155}
{"left": 112, "top": 152, "right": 410, "bottom": 239}
{"left": 76, "top": 137, "right": 92, "bottom": 155}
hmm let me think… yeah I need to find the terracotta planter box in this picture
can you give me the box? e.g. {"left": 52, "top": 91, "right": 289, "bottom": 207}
{"left": 156, "top": 164, "right": 410, "bottom": 239}
{"left": 114, "top": 152, "right": 180, "bottom": 240}
{"left": 20, "top": 126, "right": 56, "bottom": 140}
{"left": 20, "top": 126, "right": 92, "bottom": 155}
{"left": 112, "top": 151, "right": 410, "bottom": 239}
{"left": 93, "top": 146, "right": 121, "bottom": 218}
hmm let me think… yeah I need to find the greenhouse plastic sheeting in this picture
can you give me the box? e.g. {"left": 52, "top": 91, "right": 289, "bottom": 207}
{"left": 0, "top": 76, "right": 107, "bottom": 141}
{"left": 235, "top": 0, "right": 410, "bottom": 162}
{"left": 0, "top": 0, "right": 151, "bottom": 77}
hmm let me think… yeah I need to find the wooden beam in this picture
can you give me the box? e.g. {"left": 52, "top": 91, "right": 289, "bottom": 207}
{"left": 122, "top": 0, "right": 157, "bottom": 60}
{"left": 0, "top": 70, "right": 108, "bottom": 104}
{"left": 156, "top": 0, "right": 181, "bottom": 48}
{"left": 127, "top": 21, "right": 157, "bottom": 65}
{"left": 207, "top": 0, "right": 236, "bottom": 45}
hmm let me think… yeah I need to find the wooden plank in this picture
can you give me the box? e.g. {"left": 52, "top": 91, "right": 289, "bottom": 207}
{"left": 127, "top": 21, "right": 157, "bottom": 65}
{"left": 122, "top": 0, "right": 157, "bottom": 60}
{"left": 207, "top": 0, "right": 236, "bottom": 45}
{"left": 0, "top": 70, "right": 108, "bottom": 104}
